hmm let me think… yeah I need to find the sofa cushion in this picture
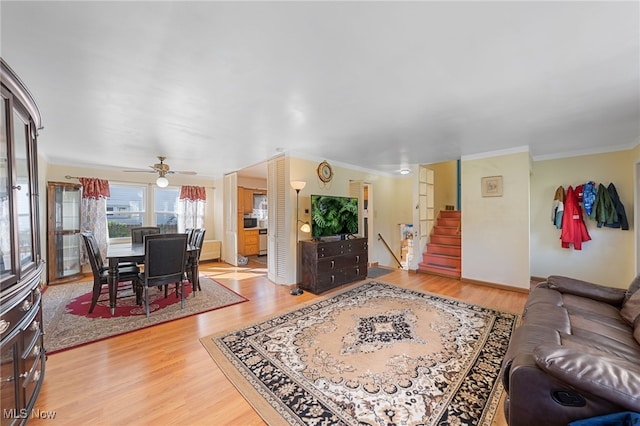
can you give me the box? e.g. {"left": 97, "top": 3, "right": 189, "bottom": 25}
{"left": 547, "top": 275, "right": 626, "bottom": 305}
{"left": 522, "top": 304, "right": 571, "bottom": 334}
{"left": 621, "top": 289, "right": 640, "bottom": 325}
{"left": 624, "top": 275, "right": 640, "bottom": 304}
{"left": 561, "top": 331, "right": 640, "bottom": 363}
{"left": 534, "top": 345, "right": 640, "bottom": 412}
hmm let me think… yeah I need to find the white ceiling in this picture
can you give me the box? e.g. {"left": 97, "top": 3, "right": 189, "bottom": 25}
{"left": 2, "top": 1, "right": 638, "bottom": 179}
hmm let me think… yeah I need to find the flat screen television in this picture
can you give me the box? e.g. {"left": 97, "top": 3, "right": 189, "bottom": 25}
{"left": 310, "top": 194, "right": 359, "bottom": 239}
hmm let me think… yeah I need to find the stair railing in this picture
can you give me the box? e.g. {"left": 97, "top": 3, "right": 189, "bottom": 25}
{"left": 377, "top": 233, "right": 403, "bottom": 269}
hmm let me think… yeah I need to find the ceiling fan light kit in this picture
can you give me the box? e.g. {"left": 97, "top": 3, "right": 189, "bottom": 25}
{"left": 123, "top": 156, "right": 197, "bottom": 187}
{"left": 156, "top": 175, "right": 169, "bottom": 187}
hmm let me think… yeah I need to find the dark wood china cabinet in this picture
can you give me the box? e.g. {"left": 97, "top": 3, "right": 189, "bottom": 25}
{"left": 0, "top": 58, "right": 46, "bottom": 425}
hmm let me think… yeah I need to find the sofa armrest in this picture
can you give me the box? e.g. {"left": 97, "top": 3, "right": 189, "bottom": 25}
{"left": 545, "top": 275, "right": 626, "bottom": 306}
{"left": 534, "top": 344, "right": 640, "bottom": 412}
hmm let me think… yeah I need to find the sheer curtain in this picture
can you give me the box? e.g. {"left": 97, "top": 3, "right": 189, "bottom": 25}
{"left": 178, "top": 185, "right": 206, "bottom": 232}
{"left": 79, "top": 177, "right": 110, "bottom": 263}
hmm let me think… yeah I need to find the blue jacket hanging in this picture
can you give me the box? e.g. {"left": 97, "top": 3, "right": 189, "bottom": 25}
{"left": 581, "top": 181, "right": 597, "bottom": 216}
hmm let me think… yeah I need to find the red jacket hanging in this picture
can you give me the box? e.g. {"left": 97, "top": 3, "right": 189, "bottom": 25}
{"left": 560, "top": 186, "right": 591, "bottom": 250}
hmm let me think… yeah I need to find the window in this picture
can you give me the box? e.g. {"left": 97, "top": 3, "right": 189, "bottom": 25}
{"left": 106, "top": 184, "right": 146, "bottom": 238}
{"left": 154, "top": 187, "right": 179, "bottom": 233}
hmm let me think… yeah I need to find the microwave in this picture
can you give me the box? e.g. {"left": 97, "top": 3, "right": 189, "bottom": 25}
{"left": 244, "top": 217, "right": 257, "bottom": 228}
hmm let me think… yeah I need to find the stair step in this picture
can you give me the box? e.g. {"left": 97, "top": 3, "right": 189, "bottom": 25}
{"left": 418, "top": 263, "right": 461, "bottom": 278}
{"left": 439, "top": 210, "right": 461, "bottom": 219}
{"left": 433, "top": 225, "right": 459, "bottom": 236}
{"left": 437, "top": 218, "right": 461, "bottom": 227}
{"left": 427, "top": 243, "right": 461, "bottom": 257}
{"left": 430, "top": 234, "right": 461, "bottom": 246}
{"left": 422, "top": 253, "right": 460, "bottom": 268}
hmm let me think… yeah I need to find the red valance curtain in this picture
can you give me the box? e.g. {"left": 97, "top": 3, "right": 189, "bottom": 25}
{"left": 79, "top": 177, "right": 110, "bottom": 199}
{"left": 178, "top": 185, "right": 206, "bottom": 231}
{"left": 78, "top": 177, "right": 110, "bottom": 265}
{"left": 179, "top": 185, "right": 206, "bottom": 201}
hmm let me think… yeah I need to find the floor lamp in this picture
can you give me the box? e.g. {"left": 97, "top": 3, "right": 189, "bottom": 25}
{"left": 290, "top": 180, "right": 308, "bottom": 295}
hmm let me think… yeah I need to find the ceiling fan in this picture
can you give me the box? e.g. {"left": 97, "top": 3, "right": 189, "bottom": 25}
{"left": 124, "top": 156, "right": 197, "bottom": 187}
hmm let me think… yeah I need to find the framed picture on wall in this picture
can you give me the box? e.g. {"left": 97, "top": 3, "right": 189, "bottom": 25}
{"left": 481, "top": 176, "right": 503, "bottom": 197}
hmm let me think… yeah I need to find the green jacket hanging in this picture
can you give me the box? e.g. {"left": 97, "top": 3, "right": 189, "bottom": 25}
{"left": 589, "top": 183, "right": 617, "bottom": 228}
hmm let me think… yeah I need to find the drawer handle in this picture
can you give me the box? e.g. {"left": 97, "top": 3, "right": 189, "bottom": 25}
{"left": 32, "top": 345, "right": 41, "bottom": 357}
{"left": 0, "top": 319, "right": 9, "bottom": 334}
{"left": 21, "top": 300, "right": 32, "bottom": 311}
{"left": 331, "top": 275, "right": 335, "bottom": 284}
{"left": 30, "top": 321, "right": 39, "bottom": 331}
{"left": 355, "top": 255, "right": 360, "bottom": 262}
{"left": 331, "top": 260, "right": 335, "bottom": 269}
{"left": 356, "top": 268, "right": 360, "bottom": 275}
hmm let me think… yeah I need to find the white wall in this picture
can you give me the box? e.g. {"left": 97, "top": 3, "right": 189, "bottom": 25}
{"left": 530, "top": 149, "right": 635, "bottom": 288}
{"left": 461, "top": 149, "right": 531, "bottom": 289}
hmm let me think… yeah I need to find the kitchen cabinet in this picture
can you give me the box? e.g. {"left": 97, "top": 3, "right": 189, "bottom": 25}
{"left": 47, "top": 181, "right": 83, "bottom": 284}
{"left": 242, "top": 188, "right": 253, "bottom": 215}
{"left": 243, "top": 229, "right": 259, "bottom": 256}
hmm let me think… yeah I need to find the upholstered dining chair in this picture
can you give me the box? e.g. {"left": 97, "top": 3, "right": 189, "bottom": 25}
{"left": 80, "top": 232, "right": 141, "bottom": 313}
{"left": 137, "top": 233, "right": 188, "bottom": 317}
{"left": 130, "top": 226, "right": 161, "bottom": 244}
{"left": 186, "top": 228, "right": 206, "bottom": 292}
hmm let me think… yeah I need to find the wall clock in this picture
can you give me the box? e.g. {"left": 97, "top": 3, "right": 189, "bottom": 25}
{"left": 317, "top": 161, "right": 333, "bottom": 183}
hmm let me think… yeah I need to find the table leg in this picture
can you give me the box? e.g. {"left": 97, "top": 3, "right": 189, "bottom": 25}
{"left": 108, "top": 258, "right": 119, "bottom": 315}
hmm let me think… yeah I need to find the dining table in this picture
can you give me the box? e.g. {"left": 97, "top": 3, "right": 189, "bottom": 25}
{"left": 105, "top": 242, "right": 200, "bottom": 315}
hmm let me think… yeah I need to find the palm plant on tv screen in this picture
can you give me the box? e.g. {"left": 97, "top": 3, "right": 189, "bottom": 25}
{"left": 311, "top": 195, "right": 358, "bottom": 238}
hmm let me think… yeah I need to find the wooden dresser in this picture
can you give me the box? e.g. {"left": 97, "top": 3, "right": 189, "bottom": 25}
{"left": 300, "top": 237, "right": 368, "bottom": 294}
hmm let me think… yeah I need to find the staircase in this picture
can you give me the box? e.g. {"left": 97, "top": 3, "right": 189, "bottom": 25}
{"left": 419, "top": 210, "right": 461, "bottom": 278}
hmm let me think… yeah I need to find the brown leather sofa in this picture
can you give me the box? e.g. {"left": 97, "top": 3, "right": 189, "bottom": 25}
{"left": 500, "top": 275, "right": 640, "bottom": 426}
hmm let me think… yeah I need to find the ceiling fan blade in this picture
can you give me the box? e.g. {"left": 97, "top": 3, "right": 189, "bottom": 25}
{"left": 174, "top": 171, "right": 197, "bottom": 175}
{"left": 123, "top": 169, "right": 156, "bottom": 173}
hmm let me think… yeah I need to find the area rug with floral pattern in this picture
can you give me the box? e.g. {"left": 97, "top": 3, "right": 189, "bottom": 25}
{"left": 43, "top": 275, "right": 248, "bottom": 354}
{"left": 200, "top": 281, "right": 518, "bottom": 426}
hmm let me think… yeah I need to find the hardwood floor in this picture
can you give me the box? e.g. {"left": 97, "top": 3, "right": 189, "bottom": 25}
{"left": 31, "top": 261, "right": 528, "bottom": 425}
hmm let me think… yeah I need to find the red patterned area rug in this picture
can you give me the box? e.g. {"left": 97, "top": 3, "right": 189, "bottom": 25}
{"left": 43, "top": 275, "right": 248, "bottom": 354}
{"left": 201, "top": 281, "right": 518, "bottom": 426}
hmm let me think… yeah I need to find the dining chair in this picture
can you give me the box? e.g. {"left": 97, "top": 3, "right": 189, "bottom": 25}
{"left": 130, "top": 226, "right": 161, "bottom": 244}
{"left": 137, "top": 233, "right": 188, "bottom": 317}
{"left": 185, "top": 228, "right": 195, "bottom": 245}
{"left": 186, "top": 228, "right": 206, "bottom": 291}
{"left": 80, "top": 232, "right": 141, "bottom": 313}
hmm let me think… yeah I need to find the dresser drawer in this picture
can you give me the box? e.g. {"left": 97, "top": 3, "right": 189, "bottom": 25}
{"left": 316, "top": 272, "right": 346, "bottom": 293}
{"left": 22, "top": 350, "right": 44, "bottom": 409}
{"left": 316, "top": 242, "right": 348, "bottom": 258}
{"left": 1, "top": 286, "right": 40, "bottom": 342}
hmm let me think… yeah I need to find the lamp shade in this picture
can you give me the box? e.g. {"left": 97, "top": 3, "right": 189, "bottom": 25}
{"left": 156, "top": 176, "right": 169, "bottom": 188}
{"left": 290, "top": 180, "right": 306, "bottom": 191}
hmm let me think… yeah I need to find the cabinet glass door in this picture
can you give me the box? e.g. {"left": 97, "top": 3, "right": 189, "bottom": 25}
{"left": 0, "top": 97, "right": 13, "bottom": 281}
{"left": 48, "top": 182, "right": 82, "bottom": 282}
{"left": 13, "top": 109, "right": 34, "bottom": 269}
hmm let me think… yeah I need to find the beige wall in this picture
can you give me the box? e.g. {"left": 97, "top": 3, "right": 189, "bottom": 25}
{"left": 530, "top": 150, "right": 635, "bottom": 288}
{"left": 461, "top": 150, "right": 531, "bottom": 289}
{"left": 429, "top": 160, "right": 458, "bottom": 214}
{"left": 289, "top": 157, "right": 412, "bottom": 268}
